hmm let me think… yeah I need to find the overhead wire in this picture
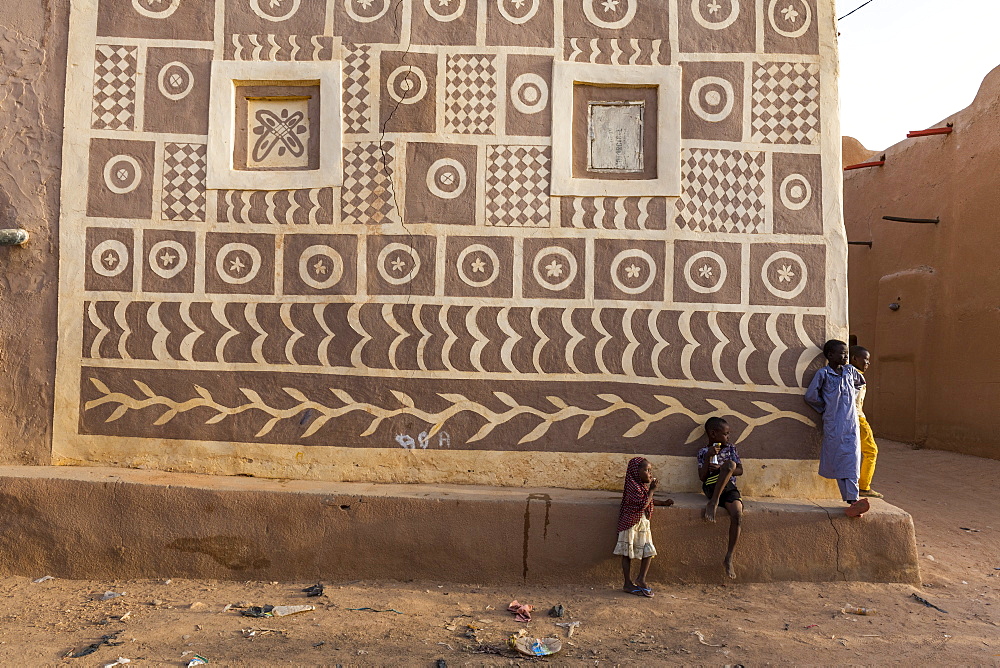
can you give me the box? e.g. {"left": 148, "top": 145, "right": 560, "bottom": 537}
{"left": 838, "top": 0, "right": 877, "bottom": 21}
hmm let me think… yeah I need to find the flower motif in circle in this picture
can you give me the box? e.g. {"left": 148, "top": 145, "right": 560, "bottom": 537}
{"left": 707, "top": 0, "right": 720, "bottom": 12}
{"left": 601, "top": 0, "right": 619, "bottom": 12}
{"left": 611, "top": 249, "right": 657, "bottom": 295}
{"left": 423, "top": 0, "right": 466, "bottom": 22}
{"left": 683, "top": 250, "right": 728, "bottom": 295}
{"left": 91, "top": 239, "right": 130, "bottom": 278}
{"left": 532, "top": 247, "right": 578, "bottom": 292}
{"left": 298, "top": 245, "right": 345, "bottom": 290}
{"left": 457, "top": 244, "right": 501, "bottom": 289}
{"left": 376, "top": 242, "right": 421, "bottom": 286}
{"left": 497, "top": 0, "right": 540, "bottom": 24}
{"left": 781, "top": 4, "right": 799, "bottom": 22}
{"left": 691, "top": 0, "right": 739, "bottom": 29}
{"left": 131, "top": 0, "right": 181, "bottom": 19}
{"left": 216, "top": 242, "right": 262, "bottom": 285}
{"left": 249, "top": 0, "right": 302, "bottom": 22}
{"left": 583, "top": 0, "right": 636, "bottom": 29}
{"left": 148, "top": 240, "right": 188, "bottom": 280}
{"left": 760, "top": 250, "right": 808, "bottom": 299}
{"left": 768, "top": 0, "right": 811, "bottom": 38}
{"left": 345, "top": 0, "right": 392, "bottom": 22}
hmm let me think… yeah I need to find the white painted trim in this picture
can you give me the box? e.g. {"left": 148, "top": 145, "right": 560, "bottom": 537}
{"left": 206, "top": 60, "right": 343, "bottom": 190}
{"left": 550, "top": 61, "right": 681, "bottom": 198}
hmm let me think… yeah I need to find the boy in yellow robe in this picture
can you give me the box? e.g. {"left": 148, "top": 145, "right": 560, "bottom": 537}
{"left": 850, "top": 346, "right": 882, "bottom": 498}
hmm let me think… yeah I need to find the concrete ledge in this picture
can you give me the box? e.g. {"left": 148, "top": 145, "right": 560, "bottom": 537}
{"left": 0, "top": 467, "right": 920, "bottom": 585}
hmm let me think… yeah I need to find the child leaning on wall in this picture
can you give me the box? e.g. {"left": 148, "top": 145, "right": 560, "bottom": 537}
{"left": 850, "top": 346, "right": 882, "bottom": 498}
{"left": 805, "top": 339, "right": 870, "bottom": 517}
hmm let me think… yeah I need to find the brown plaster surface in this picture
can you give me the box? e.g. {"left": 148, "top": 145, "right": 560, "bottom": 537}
{"left": 0, "top": 3, "right": 69, "bottom": 465}
{"left": 0, "top": 465, "right": 918, "bottom": 585}
{"left": 844, "top": 65, "right": 1000, "bottom": 460}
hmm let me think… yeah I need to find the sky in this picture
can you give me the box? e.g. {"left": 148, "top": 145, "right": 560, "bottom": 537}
{"left": 837, "top": 0, "right": 1000, "bottom": 150}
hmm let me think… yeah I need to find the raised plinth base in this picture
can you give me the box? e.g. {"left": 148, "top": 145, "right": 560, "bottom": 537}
{"left": 0, "top": 467, "right": 919, "bottom": 585}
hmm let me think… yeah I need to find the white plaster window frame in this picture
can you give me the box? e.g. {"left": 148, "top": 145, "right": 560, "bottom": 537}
{"left": 207, "top": 60, "right": 343, "bottom": 190}
{"left": 550, "top": 62, "right": 681, "bottom": 198}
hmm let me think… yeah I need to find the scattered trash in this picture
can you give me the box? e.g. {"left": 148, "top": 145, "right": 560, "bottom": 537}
{"left": 485, "top": 605, "right": 494, "bottom": 611}
{"left": 436, "top": 660, "right": 448, "bottom": 668}
{"left": 186, "top": 655, "right": 208, "bottom": 667}
{"left": 513, "top": 636, "right": 562, "bottom": 657}
{"left": 345, "top": 607, "right": 403, "bottom": 614}
{"left": 926, "top": 555, "right": 935, "bottom": 562}
{"left": 837, "top": 638, "right": 848, "bottom": 646}
{"left": 188, "top": 602, "right": 207, "bottom": 611}
{"left": 804, "top": 624, "right": 818, "bottom": 629}
{"left": 101, "top": 591, "right": 126, "bottom": 601}
{"left": 783, "top": 623, "right": 790, "bottom": 631}
{"left": 692, "top": 630, "right": 723, "bottom": 647}
{"left": 555, "top": 621, "right": 580, "bottom": 638}
{"left": 150, "top": 599, "right": 163, "bottom": 607}
{"left": 463, "top": 624, "right": 483, "bottom": 642}
{"left": 272, "top": 605, "right": 315, "bottom": 617}
{"left": 163, "top": 579, "right": 173, "bottom": 585}
{"left": 32, "top": 575, "right": 55, "bottom": 583}
{"left": 313, "top": 641, "right": 325, "bottom": 648}
{"left": 241, "top": 606, "right": 274, "bottom": 618}
{"left": 842, "top": 607, "right": 876, "bottom": 616}
{"left": 436, "top": 642, "right": 454, "bottom": 651}
{"left": 119, "top": 611, "right": 132, "bottom": 621}
{"left": 68, "top": 632, "right": 124, "bottom": 658}
{"left": 548, "top": 604, "right": 565, "bottom": 618}
{"left": 960, "top": 527, "right": 981, "bottom": 532}
{"left": 102, "top": 658, "right": 130, "bottom": 668}
{"left": 912, "top": 593, "right": 948, "bottom": 614}
{"left": 508, "top": 600, "right": 534, "bottom": 623}
{"left": 302, "top": 584, "right": 325, "bottom": 597}
{"left": 860, "top": 634, "right": 882, "bottom": 637}
{"left": 242, "top": 628, "right": 286, "bottom": 639}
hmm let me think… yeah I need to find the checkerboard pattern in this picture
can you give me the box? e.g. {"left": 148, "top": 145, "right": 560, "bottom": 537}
{"left": 485, "top": 145, "right": 551, "bottom": 227}
{"left": 342, "top": 44, "right": 372, "bottom": 134}
{"left": 751, "top": 62, "right": 821, "bottom": 145}
{"left": 92, "top": 45, "right": 137, "bottom": 131}
{"left": 674, "top": 148, "right": 766, "bottom": 233}
{"left": 161, "top": 143, "right": 208, "bottom": 222}
{"left": 444, "top": 55, "right": 496, "bottom": 135}
{"left": 341, "top": 141, "right": 399, "bottom": 225}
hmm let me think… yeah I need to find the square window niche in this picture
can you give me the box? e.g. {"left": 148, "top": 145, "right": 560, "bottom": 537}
{"left": 551, "top": 62, "right": 681, "bottom": 197}
{"left": 207, "top": 60, "right": 343, "bottom": 190}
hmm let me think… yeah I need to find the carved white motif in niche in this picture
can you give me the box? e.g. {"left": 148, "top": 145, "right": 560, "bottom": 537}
{"left": 246, "top": 98, "right": 311, "bottom": 170}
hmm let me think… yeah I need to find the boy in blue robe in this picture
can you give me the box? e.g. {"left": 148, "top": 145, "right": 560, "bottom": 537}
{"left": 805, "top": 339, "right": 870, "bottom": 517}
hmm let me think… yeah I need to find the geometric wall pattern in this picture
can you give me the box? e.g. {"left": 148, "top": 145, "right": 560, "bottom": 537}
{"left": 58, "top": 0, "right": 840, "bottom": 463}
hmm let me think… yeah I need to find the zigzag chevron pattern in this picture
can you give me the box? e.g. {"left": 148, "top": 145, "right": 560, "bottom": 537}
{"left": 560, "top": 197, "right": 667, "bottom": 230}
{"left": 563, "top": 38, "right": 666, "bottom": 65}
{"left": 82, "top": 301, "right": 826, "bottom": 388}
{"left": 226, "top": 34, "right": 334, "bottom": 61}
{"left": 216, "top": 188, "right": 334, "bottom": 224}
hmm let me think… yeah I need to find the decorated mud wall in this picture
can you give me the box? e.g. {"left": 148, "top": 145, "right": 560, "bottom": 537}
{"left": 845, "top": 65, "right": 1000, "bottom": 461}
{"left": 54, "top": 0, "right": 846, "bottom": 494}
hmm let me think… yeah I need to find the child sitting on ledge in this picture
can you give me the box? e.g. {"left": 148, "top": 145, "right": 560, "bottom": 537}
{"left": 697, "top": 417, "right": 744, "bottom": 580}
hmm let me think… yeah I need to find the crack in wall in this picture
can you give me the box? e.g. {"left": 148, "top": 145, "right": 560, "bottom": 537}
{"left": 811, "top": 499, "right": 846, "bottom": 581}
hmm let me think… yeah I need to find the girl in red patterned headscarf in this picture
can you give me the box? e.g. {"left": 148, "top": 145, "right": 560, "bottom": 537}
{"left": 614, "top": 457, "right": 672, "bottom": 597}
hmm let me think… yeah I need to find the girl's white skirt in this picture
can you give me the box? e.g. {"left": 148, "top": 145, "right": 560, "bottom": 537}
{"left": 613, "top": 516, "right": 657, "bottom": 559}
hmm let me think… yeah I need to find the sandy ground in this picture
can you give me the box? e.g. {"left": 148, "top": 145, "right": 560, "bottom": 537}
{"left": 0, "top": 440, "right": 997, "bottom": 667}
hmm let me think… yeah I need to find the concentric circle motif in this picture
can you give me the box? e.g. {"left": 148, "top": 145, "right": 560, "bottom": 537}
{"left": 510, "top": 73, "right": 549, "bottom": 115}
{"left": 250, "top": 0, "right": 301, "bottom": 22}
{"left": 582, "top": 0, "right": 637, "bottom": 29}
{"left": 691, "top": 0, "right": 740, "bottom": 30}
{"left": 761, "top": 250, "right": 808, "bottom": 299}
{"left": 456, "top": 244, "right": 500, "bottom": 289}
{"left": 683, "top": 250, "right": 728, "bottom": 294}
{"left": 344, "top": 0, "right": 392, "bottom": 22}
{"left": 689, "top": 76, "right": 735, "bottom": 123}
{"left": 424, "top": 0, "right": 466, "bottom": 22}
{"left": 610, "top": 249, "right": 657, "bottom": 295}
{"left": 377, "top": 243, "right": 421, "bottom": 286}
{"left": 131, "top": 0, "right": 181, "bottom": 19}
{"left": 216, "top": 242, "right": 262, "bottom": 285}
{"left": 426, "top": 158, "right": 467, "bottom": 199}
{"left": 386, "top": 65, "right": 429, "bottom": 105}
{"left": 497, "top": 0, "right": 540, "bottom": 24}
{"left": 532, "top": 246, "right": 578, "bottom": 292}
{"left": 299, "top": 245, "right": 345, "bottom": 290}
{"left": 768, "top": 0, "right": 811, "bottom": 38}
{"left": 103, "top": 155, "right": 143, "bottom": 195}
{"left": 157, "top": 61, "right": 195, "bottom": 101}
{"left": 91, "top": 240, "right": 130, "bottom": 278}
{"left": 148, "top": 240, "right": 188, "bottom": 280}
{"left": 779, "top": 173, "right": 812, "bottom": 211}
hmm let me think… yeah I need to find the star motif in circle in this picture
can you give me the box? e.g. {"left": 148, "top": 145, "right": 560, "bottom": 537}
{"left": 103, "top": 252, "right": 119, "bottom": 268}
{"left": 357, "top": 0, "right": 374, "bottom": 6}
{"left": 511, "top": 0, "right": 526, "bottom": 6}
{"left": 624, "top": 263, "right": 642, "bottom": 279}
{"left": 601, "top": 0, "right": 619, "bottom": 12}
{"left": 269, "top": 0, "right": 283, "bottom": 8}
{"left": 390, "top": 255, "right": 407, "bottom": 273}
{"left": 781, "top": 5, "right": 799, "bottom": 22}
{"left": 470, "top": 256, "right": 487, "bottom": 273}
{"left": 312, "top": 259, "right": 328, "bottom": 275}
{"left": 158, "top": 251, "right": 177, "bottom": 267}
{"left": 707, "top": 0, "right": 721, "bottom": 14}
{"left": 438, "top": 0, "right": 451, "bottom": 6}
{"left": 777, "top": 264, "right": 795, "bottom": 283}
{"left": 228, "top": 256, "right": 246, "bottom": 275}
{"left": 545, "top": 259, "right": 564, "bottom": 278}
{"left": 698, "top": 264, "right": 714, "bottom": 280}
